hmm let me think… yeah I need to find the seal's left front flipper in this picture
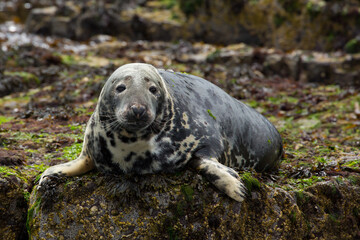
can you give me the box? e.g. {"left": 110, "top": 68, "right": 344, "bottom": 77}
{"left": 38, "top": 154, "right": 95, "bottom": 188}
{"left": 190, "top": 158, "right": 246, "bottom": 202}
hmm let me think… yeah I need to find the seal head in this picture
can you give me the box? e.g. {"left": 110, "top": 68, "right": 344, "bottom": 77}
{"left": 98, "top": 63, "right": 170, "bottom": 133}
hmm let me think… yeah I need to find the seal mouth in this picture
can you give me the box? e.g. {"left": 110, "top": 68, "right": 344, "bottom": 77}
{"left": 122, "top": 121, "right": 152, "bottom": 132}
{"left": 118, "top": 112, "right": 154, "bottom": 132}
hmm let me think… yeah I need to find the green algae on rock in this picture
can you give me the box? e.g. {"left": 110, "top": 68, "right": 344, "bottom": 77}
{"left": 27, "top": 172, "right": 360, "bottom": 239}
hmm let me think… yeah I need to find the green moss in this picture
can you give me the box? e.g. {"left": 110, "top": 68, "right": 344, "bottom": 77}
{"left": 0, "top": 166, "right": 19, "bottom": 177}
{"left": 241, "top": 172, "right": 261, "bottom": 193}
{"left": 5, "top": 131, "right": 49, "bottom": 143}
{"left": 60, "top": 55, "right": 77, "bottom": 65}
{"left": 207, "top": 109, "right": 216, "bottom": 120}
{"left": 62, "top": 142, "right": 83, "bottom": 161}
{"left": 289, "top": 210, "right": 297, "bottom": 224}
{"left": 35, "top": 174, "right": 42, "bottom": 184}
{"left": 348, "top": 175, "right": 360, "bottom": 185}
{"left": 306, "top": 1, "right": 325, "bottom": 18}
{"left": 26, "top": 196, "right": 41, "bottom": 238}
{"left": 353, "top": 207, "right": 359, "bottom": 218}
{"left": 176, "top": 201, "right": 185, "bottom": 216}
{"left": 25, "top": 163, "right": 48, "bottom": 173}
{"left": 23, "top": 190, "right": 31, "bottom": 202}
{"left": 328, "top": 213, "right": 339, "bottom": 223}
{"left": 279, "top": 0, "right": 302, "bottom": 14}
{"left": 178, "top": 0, "right": 204, "bottom": 17}
{"left": 295, "top": 190, "right": 307, "bottom": 204}
{"left": 345, "top": 38, "right": 360, "bottom": 53}
{"left": 274, "top": 14, "right": 286, "bottom": 28}
{"left": 67, "top": 124, "right": 85, "bottom": 132}
{"left": 180, "top": 185, "right": 194, "bottom": 202}
{"left": 287, "top": 176, "right": 325, "bottom": 190}
{"left": 161, "top": 0, "right": 177, "bottom": 9}
{"left": 167, "top": 224, "right": 181, "bottom": 240}
{"left": 4, "top": 71, "right": 40, "bottom": 85}
{"left": 206, "top": 49, "right": 221, "bottom": 62}
{"left": 74, "top": 106, "right": 94, "bottom": 115}
{"left": 0, "top": 115, "right": 14, "bottom": 125}
{"left": 245, "top": 100, "right": 259, "bottom": 108}
{"left": 64, "top": 180, "right": 75, "bottom": 188}
{"left": 342, "top": 159, "right": 360, "bottom": 173}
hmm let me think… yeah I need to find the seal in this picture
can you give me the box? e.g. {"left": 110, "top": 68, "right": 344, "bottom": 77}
{"left": 39, "top": 63, "right": 283, "bottom": 202}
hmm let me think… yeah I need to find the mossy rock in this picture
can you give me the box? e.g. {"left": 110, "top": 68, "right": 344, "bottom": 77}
{"left": 27, "top": 171, "right": 360, "bottom": 239}
{"left": 0, "top": 174, "right": 29, "bottom": 239}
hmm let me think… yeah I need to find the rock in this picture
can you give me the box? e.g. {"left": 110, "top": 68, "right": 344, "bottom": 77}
{"left": 206, "top": 44, "right": 254, "bottom": 64}
{"left": 297, "top": 181, "right": 360, "bottom": 239}
{"left": 301, "top": 58, "right": 332, "bottom": 84}
{"left": 263, "top": 53, "right": 290, "bottom": 77}
{"left": 74, "top": 6, "right": 124, "bottom": 41}
{"left": 179, "top": 0, "right": 360, "bottom": 51}
{"left": 21, "top": 0, "right": 360, "bottom": 52}
{"left": 284, "top": 51, "right": 302, "bottom": 81}
{"left": 182, "top": 1, "right": 260, "bottom": 45}
{"left": 51, "top": 16, "right": 74, "bottom": 38}
{"left": 24, "top": 6, "right": 57, "bottom": 35}
{"left": 344, "top": 36, "right": 360, "bottom": 54}
{"left": 0, "top": 49, "right": 5, "bottom": 76}
{"left": 27, "top": 172, "right": 360, "bottom": 239}
{"left": 0, "top": 175, "right": 28, "bottom": 239}
{"left": 333, "top": 69, "right": 360, "bottom": 88}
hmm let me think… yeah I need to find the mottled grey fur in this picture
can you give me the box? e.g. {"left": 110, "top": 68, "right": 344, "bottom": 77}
{"left": 39, "top": 63, "right": 283, "bottom": 202}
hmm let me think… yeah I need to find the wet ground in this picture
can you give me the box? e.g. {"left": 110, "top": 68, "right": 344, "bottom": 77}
{"left": 0, "top": 20, "right": 359, "bottom": 194}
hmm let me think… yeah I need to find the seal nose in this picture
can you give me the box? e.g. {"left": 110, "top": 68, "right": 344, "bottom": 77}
{"left": 130, "top": 104, "right": 146, "bottom": 119}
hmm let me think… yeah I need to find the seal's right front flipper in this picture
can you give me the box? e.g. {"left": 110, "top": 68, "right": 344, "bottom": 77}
{"left": 190, "top": 158, "right": 246, "bottom": 202}
{"left": 38, "top": 154, "right": 94, "bottom": 187}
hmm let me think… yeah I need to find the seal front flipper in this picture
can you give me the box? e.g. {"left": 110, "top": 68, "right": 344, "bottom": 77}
{"left": 190, "top": 158, "right": 246, "bottom": 202}
{"left": 38, "top": 153, "right": 94, "bottom": 187}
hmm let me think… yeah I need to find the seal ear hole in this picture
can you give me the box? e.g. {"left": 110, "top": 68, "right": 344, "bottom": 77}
{"left": 149, "top": 86, "right": 157, "bottom": 94}
{"left": 116, "top": 84, "right": 126, "bottom": 93}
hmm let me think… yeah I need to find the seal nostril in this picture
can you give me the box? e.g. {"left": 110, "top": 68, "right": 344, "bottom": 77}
{"left": 131, "top": 105, "right": 146, "bottom": 118}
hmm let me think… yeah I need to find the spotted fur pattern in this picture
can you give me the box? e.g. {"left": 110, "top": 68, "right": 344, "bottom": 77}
{"left": 39, "top": 63, "right": 283, "bottom": 202}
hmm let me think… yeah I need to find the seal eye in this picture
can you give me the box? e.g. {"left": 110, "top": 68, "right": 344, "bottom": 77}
{"left": 116, "top": 85, "right": 126, "bottom": 93}
{"left": 149, "top": 86, "right": 157, "bottom": 94}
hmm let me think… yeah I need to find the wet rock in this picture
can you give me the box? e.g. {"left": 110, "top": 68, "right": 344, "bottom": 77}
{"left": 28, "top": 172, "right": 360, "bottom": 239}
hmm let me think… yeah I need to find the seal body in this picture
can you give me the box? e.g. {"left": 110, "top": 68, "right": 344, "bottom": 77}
{"left": 39, "top": 63, "right": 283, "bottom": 202}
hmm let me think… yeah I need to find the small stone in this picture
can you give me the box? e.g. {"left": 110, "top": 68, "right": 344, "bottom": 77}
{"left": 90, "top": 206, "right": 98, "bottom": 215}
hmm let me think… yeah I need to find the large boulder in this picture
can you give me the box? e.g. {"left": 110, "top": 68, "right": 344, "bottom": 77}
{"left": 27, "top": 171, "right": 360, "bottom": 239}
